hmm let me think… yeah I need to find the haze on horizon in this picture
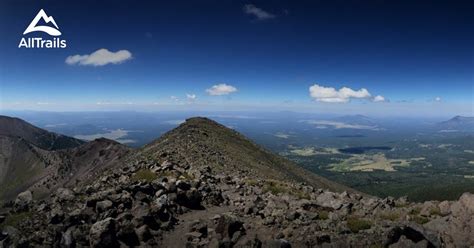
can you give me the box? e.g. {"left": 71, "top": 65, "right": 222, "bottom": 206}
{"left": 0, "top": 0, "right": 472, "bottom": 117}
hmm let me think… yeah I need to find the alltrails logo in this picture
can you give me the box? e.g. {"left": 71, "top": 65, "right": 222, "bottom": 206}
{"left": 18, "top": 9, "right": 67, "bottom": 48}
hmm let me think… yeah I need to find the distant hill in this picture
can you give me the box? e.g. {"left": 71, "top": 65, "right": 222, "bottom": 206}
{"left": 437, "top": 116, "right": 474, "bottom": 131}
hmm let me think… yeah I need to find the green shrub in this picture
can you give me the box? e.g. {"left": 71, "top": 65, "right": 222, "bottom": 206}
{"left": 245, "top": 179, "right": 258, "bottom": 186}
{"left": 409, "top": 207, "right": 421, "bottom": 215}
{"left": 380, "top": 212, "right": 400, "bottom": 221}
{"left": 318, "top": 210, "right": 329, "bottom": 220}
{"left": 132, "top": 169, "right": 158, "bottom": 182}
{"left": 412, "top": 215, "right": 429, "bottom": 225}
{"left": 429, "top": 207, "right": 441, "bottom": 216}
{"left": 263, "top": 180, "right": 288, "bottom": 195}
{"left": 347, "top": 217, "right": 372, "bottom": 233}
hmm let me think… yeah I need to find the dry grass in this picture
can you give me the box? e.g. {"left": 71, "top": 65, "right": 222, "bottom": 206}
{"left": 347, "top": 217, "right": 372, "bottom": 233}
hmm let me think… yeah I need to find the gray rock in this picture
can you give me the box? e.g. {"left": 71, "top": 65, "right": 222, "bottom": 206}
{"left": 14, "top": 190, "right": 33, "bottom": 211}
{"left": 315, "top": 191, "right": 344, "bottom": 210}
{"left": 459, "top": 192, "right": 474, "bottom": 213}
{"left": 60, "top": 227, "right": 75, "bottom": 247}
{"left": 96, "top": 200, "right": 113, "bottom": 213}
{"left": 49, "top": 207, "right": 65, "bottom": 224}
{"left": 215, "top": 214, "right": 244, "bottom": 241}
{"left": 55, "top": 188, "right": 75, "bottom": 202}
{"left": 89, "top": 217, "right": 119, "bottom": 248}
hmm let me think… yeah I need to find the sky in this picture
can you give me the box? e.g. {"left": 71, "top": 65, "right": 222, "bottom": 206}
{"left": 0, "top": 0, "right": 472, "bottom": 117}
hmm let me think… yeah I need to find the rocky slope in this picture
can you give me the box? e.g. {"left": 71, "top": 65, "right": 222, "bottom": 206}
{"left": 0, "top": 117, "right": 130, "bottom": 202}
{"left": 140, "top": 117, "right": 355, "bottom": 194}
{"left": 0, "top": 117, "right": 473, "bottom": 247}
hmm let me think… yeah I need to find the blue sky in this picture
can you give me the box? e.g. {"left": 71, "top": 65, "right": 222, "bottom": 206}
{"left": 0, "top": 0, "right": 472, "bottom": 117}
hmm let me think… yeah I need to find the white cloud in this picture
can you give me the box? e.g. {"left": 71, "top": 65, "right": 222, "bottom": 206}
{"left": 206, "top": 83, "right": 238, "bottom": 96}
{"left": 66, "top": 48, "right": 132, "bottom": 66}
{"left": 435, "top": 96, "right": 442, "bottom": 102}
{"left": 186, "top": 93, "right": 197, "bottom": 101}
{"left": 309, "top": 84, "right": 372, "bottom": 103}
{"left": 243, "top": 4, "right": 275, "bottom": 20}
{"left": 373, "top": 95, "right": 386, "bottom": 102}
{"left": 170, "top": 96, "right": 180, "bottom": 102}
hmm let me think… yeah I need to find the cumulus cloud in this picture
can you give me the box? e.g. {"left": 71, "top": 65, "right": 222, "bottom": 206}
{"left": 434, "top": 96, "right": 442, "bottom": 102}
{"left": 243, "top": 4, "right": 275, "bottom": 20}
{"left": 66, "top": 48, "right": 132, "bottom": 66}
{"left": 206, "top": 83, "right": 238, "bottom": 96}
{"left": 309, "top": 84, "right": 372, "bottom": 103}
{"left": 373, "top": 95, "right": 386, "bottom": 102}
{"left": 186, "top": 93, "right": 197, "bottom": 101}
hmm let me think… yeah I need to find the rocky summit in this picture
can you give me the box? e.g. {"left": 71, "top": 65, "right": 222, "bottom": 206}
{"left": 0, "top": 117, "right": 473, "bottom": 247}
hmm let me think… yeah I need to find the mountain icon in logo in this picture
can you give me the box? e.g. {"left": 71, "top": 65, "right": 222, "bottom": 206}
{"left": 23, "top": 9, "right": 61, "bottom": 36}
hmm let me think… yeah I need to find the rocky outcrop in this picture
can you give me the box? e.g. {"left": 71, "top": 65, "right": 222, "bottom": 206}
{"left": 2, "top": 156, "right": 471, "bottom": 247}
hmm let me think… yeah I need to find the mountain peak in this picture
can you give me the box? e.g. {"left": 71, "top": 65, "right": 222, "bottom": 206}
{"left": 141, "top": 116, "right": 355, "bottom": 193}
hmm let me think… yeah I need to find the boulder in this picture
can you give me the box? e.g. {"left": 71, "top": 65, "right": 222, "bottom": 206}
{"left": 437, "top": 201, "right": 450, "bottom": 216}
{"left": 49, "top": 207, "right": 65, "bottom": 224}
{"left": 215, "top": 214, "right": 244, "bottom": 241}
{"left": 89, "top": 217, "right": 119, "bottom": 248}
{"left": 14, "top": 191, "right": 33, "bottom": 211}
{"left": 459, "top": 192, "right": 474, "bottom": 213}
{"left": 55, "top": 188, "right": 75, "bottom": 202}
{"left": 117, "top": 223, "right": 140, "bottom": 246}
{"left": 96, "top": 200, "right": 113, "bottom": 213}
{"left": 315, "top": 191, "right": 343, "bottom": 210}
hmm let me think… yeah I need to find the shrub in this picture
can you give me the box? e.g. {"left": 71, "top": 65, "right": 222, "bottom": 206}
{"left": 318, "top": 210, "right": 329, "bottom": 220}
{"left": 263, "top": 180, "right": 288, "bottom": 195}
{"left": 429, "top": 207, "right": 441, "bottom": 216}
{"left": 245, "top": 179, "right": 258, "bottom": 186}
{"left": 132, "top": 169, "right": 158, "bottom": 182}
{"left": 409, "top": 207, "right": 421, "bottom": 215}
{"left": 347, "top": 217, "right": 372, "bottom": 233}
{"left": 412, "top": 215, "right": 429, "bottom": 225}
{"left": 380, "top": 212, "right": 400, "bottom": 221}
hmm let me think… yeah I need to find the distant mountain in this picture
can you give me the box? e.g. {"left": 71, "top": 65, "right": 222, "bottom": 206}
{"left": 437, "top": 116, "right": 474, "bottom": 131}
{"left": 332, "top": 114, "right": 376, "bottom": 126}
{"left": 0, "top": 115, "right": 84, "bottom": 150}
{"left": 0, "top": 116, "right": 129, "bottom": 201}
